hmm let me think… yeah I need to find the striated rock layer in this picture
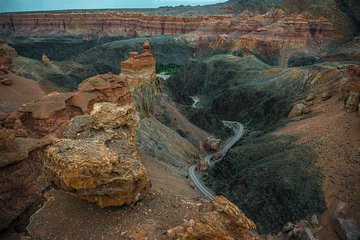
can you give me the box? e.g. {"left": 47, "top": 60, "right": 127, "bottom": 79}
{"left": 231, "top": 13, "right": 333, "bottom": 65}
{"left": 0, "top": 12, "right": 222, "bottom": 38}
{"left": 0, "top": 128, "right": 52, "bottom": 231}
{"left": 11, "top": 72, "right": 132, "bottom": 136}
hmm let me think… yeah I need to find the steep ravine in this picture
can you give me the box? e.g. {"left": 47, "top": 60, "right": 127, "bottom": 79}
{"left": 168, "top": 53, "right": 360, "bottom": 234}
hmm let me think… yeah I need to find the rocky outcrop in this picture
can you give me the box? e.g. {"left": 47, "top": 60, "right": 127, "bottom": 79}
{"left": 334, "top": 217, "right": 360, "bottom": 240}
{"left": 339, "top": 65, "right": 360, "bottom": 114}
{"left": 0, "top": 12, "right": 214, "bottom": 38}
{"left": 14, "top": 72, "right": 132, "bottom": 136}
{"left": 41, "top": 54, "right": 51, "bottom": 66}
{"left": 289, "top": 103, "right": 307, "bottom": 117}
{"left": 118, "top": 40, "right": 162, "bottom": 117}
{"left": 120, "top": 40, "right": 156, "bottom": 91}
{"left": 167, "top": 196, "right": 256, "bottom": 240}
{"left": 0, "top": 10, "right": 280, "bottom": 40}
{"left": 46, "top": 102, "right": 150, "bottom": 208}
{"left": 231, "top": 13, "right": 333, "bottom": 65}
{"left": 0, "top": 40, "right": 15, "bottom": 74}
{"left": 0, "top": 128, "right": 52, "bottom": 231}
{"left": 203, "top": 136, "right": 222, "bottom": 152}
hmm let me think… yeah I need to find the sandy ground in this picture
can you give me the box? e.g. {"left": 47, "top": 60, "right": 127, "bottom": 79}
{"left": 274, "top": 98, "right": 360, "bottom": 223}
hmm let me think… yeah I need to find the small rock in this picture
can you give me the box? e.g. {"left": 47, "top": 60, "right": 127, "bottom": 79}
{"left": 321, "top": 91, "right": 332, "bottom": 101}
{"left": 306, "top": 94, "right": 316, "bottom": 102}
{"left": 345, "top": 91, "right": 359, "bottom": 112}
{"left": 1, "top": 78, "right": 13, "bottom": 86}
{"left": 289, "top": 103, "right": 306, "bottom": 117}
{"left": 311, "top": 215, "right": 319, "bottom": 226}
{"left": 282, "top": 222, "right": 295, "bottom": 233}
{"left": 333, "top": 217, "right": 360, "bottom": 240}
{"left": 303, "top": 108, "right": 311, "bottom": 114}
{"left": 41, "top": 54, "right": 51, "bottom": 66}
{"left": 303, "top": 228, "right": 317, "bottom": 240}
{"left": 292, "top": 227, "right": 302, "bottom": 238}
{"left": 0, "top": 128, "right": 15, "bottom": 150}
{"left": 333, "top": 201, "right": 347, "bottom": 219}
{"left": 304, "top": 101, "right": 314, "bottom": 107}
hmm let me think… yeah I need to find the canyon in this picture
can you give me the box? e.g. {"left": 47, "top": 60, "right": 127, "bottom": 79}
{"left": 0, "top": 0, "right": 360, "bottom": 239}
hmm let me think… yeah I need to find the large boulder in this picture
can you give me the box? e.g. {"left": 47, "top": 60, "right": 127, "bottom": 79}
{"left": 46, "top": 139, "right": 150, "bottom": 208}
{"left": 203, "top": 136, "right": 222, "bottom": 152}
{"left": 45, "top": 102, "right": 151, "bottom": 208}
{"left": 167, "top": 196, "right": 256, "bottom": 240}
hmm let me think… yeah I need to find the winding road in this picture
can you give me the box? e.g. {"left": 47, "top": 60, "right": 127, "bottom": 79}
{"left": 187, "top": 97, "right": 245, "bottom": 199}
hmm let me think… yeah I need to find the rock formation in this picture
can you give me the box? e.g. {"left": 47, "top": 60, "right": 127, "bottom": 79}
{"left": 0, "top": 43, "right": 153, "bottom": 228}
{"left": 231, "top": 13, "right": 333, "bottom": 65}
{"left": 120, "top": 40, "right": 156, "bottom": 91}
{"left": 0, "top": 12, "right": 207, "bottom": 38}
{"left": 46, "top": 103, "right": 151, "bottom": 208}
{"left": 203, "top": 136, "right": 222, "bottom": 152}
{"left": 14, "top": 72, "right": 132, "bottom": 136}
{"left": 0, "top": 127, "right": 52, "bottom": 231}
{"left": 167, "top": 196, "right": 256, "bottom": 240}
{"left": 0, "top": 40, "right": 15, "bottom": 74}
{"left": 289, "top": 103, "right": 307, "bottom": 117}
{"left": 41, "top": 54, "right": 51, "bottom": 66}
{"left": 339, "top": 65, "right": 360, "bottom": 114}
{"left": 119, "top": 40, "right": 161, "bottom": 117}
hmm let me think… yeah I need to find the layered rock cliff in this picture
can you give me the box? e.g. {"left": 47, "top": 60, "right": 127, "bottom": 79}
{"left": 0, "top": 12, "right": 219, "bottom": 38}
{"left": 231, "top": 13, "right": 334, "bottom": 65}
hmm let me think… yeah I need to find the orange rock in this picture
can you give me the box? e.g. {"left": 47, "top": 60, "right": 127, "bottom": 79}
{"left": 120, "top": 41, "right": 156, "bottom": 90}
{"left": 167, "top": 196, "right": 256, "bottom": 240}
{"left": 45, "top": 102, "right": 151, "bottom": 208}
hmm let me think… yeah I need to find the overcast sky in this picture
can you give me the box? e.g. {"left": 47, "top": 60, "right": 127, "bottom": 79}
{"left": 0, "top": 0, "right": 227, "bottom": 12}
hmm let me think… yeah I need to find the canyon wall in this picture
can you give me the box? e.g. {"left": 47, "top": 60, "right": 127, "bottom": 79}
{"left": 0, "top": 12, "right": 225, "bottom": 38}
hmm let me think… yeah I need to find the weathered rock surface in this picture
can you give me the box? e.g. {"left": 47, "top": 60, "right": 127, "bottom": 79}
{"left": 334, "top": 218, "right": 360, "bottom": 240}
{"left": 203, "top": 136, "right": 222, "bottom": 152}
{"left": 0, "top": 135, "right": 52, "bottom": 231}
{"left": 231, "top": 13, "right": 333, "bottom": 65}
{"left": 41, "top": 54, "right": 51, "bottom": 66}
{"left": 14, "top": 72, "right": 132, "bottom": 136}
{"left": 339, "top": 65, "right": 360, "bottom": 114}
{"left": 46, "top": 102, "right": 151, "bottom": 208}
{"left": 289, "top": 103, "right": 307, "bottom": 117}
{"left": 345, "top": 91, "right": 360, "bottom": 112}
{"left": 91, "top": 102, "right": 139, "bottom": 131}
{"left": 167, "top": 196, "right": 256, "bottom": 240}
{"left": 21, "top": 92, "right": 74, "bottom": 119}
{"left": 0, "top": 127, "right": 15, "bottom": 150}
{"left": 0, "top": 40, "right": 15, "bottom": 74}
{"left": 120, "top": 40, "right": 156, "bottom": 91}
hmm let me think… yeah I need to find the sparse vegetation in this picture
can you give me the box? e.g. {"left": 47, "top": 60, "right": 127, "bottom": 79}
{"left": 156, "top": 63, "right": 181, "bottom": 75}
{"left": 205, "top": 134, "right": 325, "bottom": 233}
